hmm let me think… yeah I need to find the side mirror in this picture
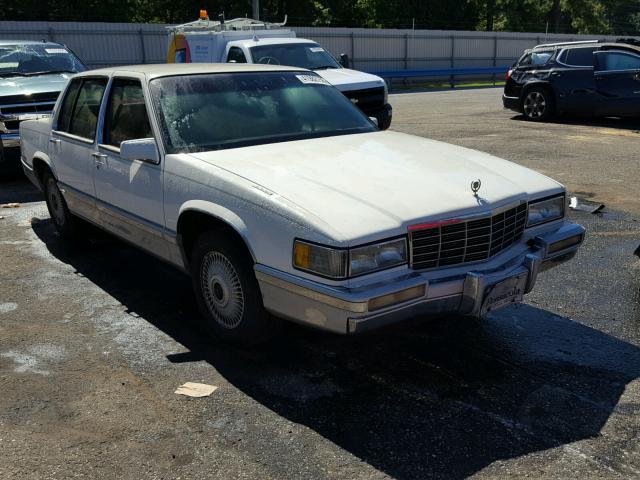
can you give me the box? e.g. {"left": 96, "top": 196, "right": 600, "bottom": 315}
{"left": 339, "top": 53, "right": 350, "bottom": 69}
{"left": 368, "top": 116, "right": 379, "bottom": 129}
{"left": 120, "top": 138, "right": 159, "bottom": 165}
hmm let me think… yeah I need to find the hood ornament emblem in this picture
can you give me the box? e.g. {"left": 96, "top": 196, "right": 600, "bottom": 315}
{"left": 471, "top": 179, "right": 482, "bottom": 196}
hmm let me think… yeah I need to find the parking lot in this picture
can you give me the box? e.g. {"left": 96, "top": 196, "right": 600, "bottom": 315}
{"left": 1, "top": 87, "right": 639, "bottom": 479}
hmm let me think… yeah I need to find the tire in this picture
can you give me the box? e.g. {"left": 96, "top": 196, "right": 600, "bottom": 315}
{"left": 190, "top": 231, "right": 278, "bottom": 346}
{"left": 522, "top": 87, "right": 555, "bottom": 121}
{"left": 42, "top": 170, "right": 80, "bottom": 239}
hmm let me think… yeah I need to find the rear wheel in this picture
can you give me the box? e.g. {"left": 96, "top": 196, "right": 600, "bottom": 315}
{"left": 190, "top": 231, "right": 278, "bottom": 346}
{"left": 522, "top": 87, "right": 555, "bottom": 121}
{"left": 42, "top": 170, "right": 80, "bottom": 239}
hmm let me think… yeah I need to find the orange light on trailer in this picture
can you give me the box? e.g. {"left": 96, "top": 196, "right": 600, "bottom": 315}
{"left": 200, "top": 10, "right": 209, "bottom": 20}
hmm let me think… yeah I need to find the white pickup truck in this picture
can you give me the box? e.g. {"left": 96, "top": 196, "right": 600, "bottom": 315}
{"left": 167, "top": 16, "right": 393, "bottom": 129}
{"left": 20, "top": 64, "right": 584, "bottom": 345}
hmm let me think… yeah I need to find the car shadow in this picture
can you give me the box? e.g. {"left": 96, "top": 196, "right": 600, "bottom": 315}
{"left": 511, "top": 114, "right": 640, "bottom": 131}
{"left": 0, "top": 173, "right": 42, "bottom": 204}
{"left": 32, "top": 218, "right": 640, "bottom": 479}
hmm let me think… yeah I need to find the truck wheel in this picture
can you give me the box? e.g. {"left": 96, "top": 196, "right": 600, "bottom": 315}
{"left": 190, "top": 231, "right": 278, "bottom": 346}
{"left": 42, "top": 171, "right": 80, "bottom": 239}
{"left": 522, "top": 87, "right": 555, "bottom": 121}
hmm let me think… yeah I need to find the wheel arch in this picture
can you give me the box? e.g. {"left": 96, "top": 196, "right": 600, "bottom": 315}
{"left": 31, "top": 153, "right": 55, "bottom": 188}
{"left": 520, "top": 81, "right": 556, "bottom": 104}
{"left": 176, "top": 200, "right": 256, "bottom": 269}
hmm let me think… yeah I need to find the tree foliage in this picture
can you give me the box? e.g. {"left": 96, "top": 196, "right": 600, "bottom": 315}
{"left": 1, "top": 0, "right": 639, "bottom": 35}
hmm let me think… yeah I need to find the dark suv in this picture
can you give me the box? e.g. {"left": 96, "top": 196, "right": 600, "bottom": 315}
{"left": 503, "top": 40, "right": 640, "bottom": 121}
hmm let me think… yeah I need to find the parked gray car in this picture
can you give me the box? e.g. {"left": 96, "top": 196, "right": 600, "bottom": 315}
{"left": 0, "top": 40, "right": 85, "bottom": 173}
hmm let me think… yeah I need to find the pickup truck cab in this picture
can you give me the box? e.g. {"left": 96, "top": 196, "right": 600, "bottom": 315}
{"left": 167, "top": 15, "right": 392, "bottom": 129}
{"left": 20, "top": 64, "right": 584, "bottom": 345}
{"left": 0, "top": 40, "right": 85, "bottom": 173}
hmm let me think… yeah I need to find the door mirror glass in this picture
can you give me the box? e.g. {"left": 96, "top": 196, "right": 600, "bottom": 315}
{"left": 339, "top": 53, "right": 350, "bottom": 68}
{"left": 120, "top": 138, "right": 159, "bottom": 164}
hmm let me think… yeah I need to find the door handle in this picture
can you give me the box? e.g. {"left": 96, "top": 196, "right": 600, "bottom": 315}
{"left": 91, "top": 152, "right": 107, "bottom": 169}
{"left": 49, "top": 138, "right": 61, "bottom": 145}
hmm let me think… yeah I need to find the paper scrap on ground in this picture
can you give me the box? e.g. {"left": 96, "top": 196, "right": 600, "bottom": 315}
{"left": 1, "top": 203, "right": 20, "bottom": 208}
{"left": 175, "top": 382, "right": 218, "bottom": 398}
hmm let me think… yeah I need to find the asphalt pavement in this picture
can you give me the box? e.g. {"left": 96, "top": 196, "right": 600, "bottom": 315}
{"left": 0, "top": 87, "right": 639, "bottom": 479}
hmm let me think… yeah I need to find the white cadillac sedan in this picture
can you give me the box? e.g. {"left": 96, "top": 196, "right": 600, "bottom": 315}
{"left": 19, "top": 64, "right": 584, "bottom": 345}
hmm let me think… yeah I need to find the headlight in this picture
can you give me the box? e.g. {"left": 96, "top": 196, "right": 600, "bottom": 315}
{"left": 349, "top": 237, "right": 406, "bottom": 276}
{"left": 293, "top": 237, "right": 407, "bottom": 279}
{"left": 293, "top": 240, "right": 347, "bottom": 279}
{"left": 382, "top": 81, "right": 388, "bottom": 104}
{"left": 527, "top": 194, "right": 565, "bottom": 227}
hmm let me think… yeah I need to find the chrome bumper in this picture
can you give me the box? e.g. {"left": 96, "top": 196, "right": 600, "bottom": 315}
{"left": 256, "top": 221, "right": 585, "bottom": 334}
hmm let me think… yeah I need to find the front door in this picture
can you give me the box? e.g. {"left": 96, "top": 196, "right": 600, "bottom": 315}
{"left": 93, "top": 77, "right": 168, "bottom": 259}
{"left": 50, "top": 77, "right": 108, "bottom": 222}
{"left": 594, "top": 50, "right": 640, "bottom": 116}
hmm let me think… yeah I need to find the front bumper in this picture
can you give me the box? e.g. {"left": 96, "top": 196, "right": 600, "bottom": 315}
{"left": 0, "top": 133, "right": 21, "bottom": 173}
{"left": 365, "top": 103, "right": 392, "bottom": 130}
{"left": 256, "top": 221, "right": 584, "bottom": 334}
{"left": 502, "top": 94, "right": 521, "bottom": 112}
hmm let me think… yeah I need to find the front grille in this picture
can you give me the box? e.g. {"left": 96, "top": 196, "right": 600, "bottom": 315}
{"left": 0, "top": 92, "right": 59, "bottom": 133}
{"left": 410, "top": 203, "right": 528, "bottom": 270}
{"left": 342, "top": 86, "right": 385, "bottom": 113}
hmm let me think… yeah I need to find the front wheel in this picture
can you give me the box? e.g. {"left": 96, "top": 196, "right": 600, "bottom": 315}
{"left": 190, "top": 232, "right": 278, "bottom": 346}
{"left": 522, "top": 87, "right": 555, "bottom": 121}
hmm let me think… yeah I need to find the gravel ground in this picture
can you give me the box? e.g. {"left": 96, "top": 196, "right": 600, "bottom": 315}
{"left": 1, "top": 88, "right": 639, "bottom": 479}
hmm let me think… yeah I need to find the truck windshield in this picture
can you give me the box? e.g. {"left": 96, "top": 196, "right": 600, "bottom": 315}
{"left": 150, "top": 71, "right": 376, "bottom": 153}
{"left": 249, "top": 43, "right": 341, "bottom": 70}
{"left": 0, "top": 43, "right": 86, "bottom": 77}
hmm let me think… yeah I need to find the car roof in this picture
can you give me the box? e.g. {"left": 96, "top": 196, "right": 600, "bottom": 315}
{"left": 229, "top": 38, "right": 317, "bottom": 48}
{"left": 76, "top": 63, "right": 308, "bottom": 79}
{"left": 530, "top": 41, "right": 640, "bottom": 54}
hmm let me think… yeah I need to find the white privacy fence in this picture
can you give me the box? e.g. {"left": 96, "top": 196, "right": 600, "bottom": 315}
{"left": 0, "top": 21, "right": 624, "bottom": 72}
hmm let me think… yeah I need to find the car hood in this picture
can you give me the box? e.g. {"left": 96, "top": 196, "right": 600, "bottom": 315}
{"left": 0, "top": 73, "right": 71, "bottom": 98}
{"left": 314, "top": 68, "right": 386, "bottom": 91}
{"left": 190, "top": 131, "right": 563, "bottom": 243}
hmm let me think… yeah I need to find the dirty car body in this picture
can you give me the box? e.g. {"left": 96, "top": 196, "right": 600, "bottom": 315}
{"left": 0, "top": 41, "right": 85, "bottom": 173}
{"left": 20, "top": 64, "right": 584, "bottom": 343}
{"left": 503, "top": 41, "right": 640, "bottom": 120}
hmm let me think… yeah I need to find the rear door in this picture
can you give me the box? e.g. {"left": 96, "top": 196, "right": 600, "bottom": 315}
{"left": 94, "top": 77, "right": 168, "bottom": 259}
{"left": 594, "top": 49, "right": 640, "bottom": 116}
{"left": 50, "top": 76, "right": 108, "bottom": 221}
{"left": 553, "top": 47, "right": 598, "bottom": 114}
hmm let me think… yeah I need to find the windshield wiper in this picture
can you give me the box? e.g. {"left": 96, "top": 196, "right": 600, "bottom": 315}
{"left": 0, "top": 72, "right": 28, "bottom": 78}
{"left": 312, "top": 65, "right": 337, "bottom": 70}
{"left": 22, "top": 70, "right": 77, "bottom": 76}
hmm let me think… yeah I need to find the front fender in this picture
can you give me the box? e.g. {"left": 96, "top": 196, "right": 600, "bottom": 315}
{"left": 177, "top": 199, "right": 256, "bottom": 260}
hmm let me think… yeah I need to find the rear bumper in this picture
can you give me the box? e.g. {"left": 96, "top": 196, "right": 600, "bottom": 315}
{"left": 502, "top": 94, "right": 521, "bottom": 112}
{"left": 256, "top": 221, "right": 584, "bottom": 334}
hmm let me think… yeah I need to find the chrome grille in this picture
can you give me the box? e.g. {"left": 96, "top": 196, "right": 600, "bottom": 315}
{"left": 410, "top": 203, "right": 528, "bottom": 270}
{"left": 0, "top": 92, "right": 59, "bottom": 134}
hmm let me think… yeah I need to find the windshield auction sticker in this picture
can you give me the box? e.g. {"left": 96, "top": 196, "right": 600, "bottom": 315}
{"left": 295, "top": 74, "right": 330, "bottom": 85}
{"left": 45, "top": 48, "right": 68, "bottom": 54}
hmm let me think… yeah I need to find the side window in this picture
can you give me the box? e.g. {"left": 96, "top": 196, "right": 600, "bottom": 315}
{"left": 601, "top": 51, "right": 640, "bottom": 71}
{"left": 103, "top": 79, "right": 152, "bottom": 149}
{"left": 68, "top": 78, "right": 107, "bottom": 140}
{"left": 564, "top": 47, "right": 596, "bottom": 67}
{"left": 227, "top": 47, "right": 247, "bottom": 63}
{"left": 56, "top": 79, "right": 82, "bottom": 132}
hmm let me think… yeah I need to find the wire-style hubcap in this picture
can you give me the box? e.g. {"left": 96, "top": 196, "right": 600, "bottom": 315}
{"left": 47, "top": 179, "right": 66, "bottom": 226}
{"left": 523, "top": 92, "right": 546, "bottom": 118}
{"left": 200, "top": 251, "right": 244, "bottom": 329}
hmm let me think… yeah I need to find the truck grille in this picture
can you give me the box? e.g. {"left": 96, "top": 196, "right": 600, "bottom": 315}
{"left": 410, "top": 203, "right": 528, "bottom": 270}
{"left": 0, "top": 92, "right": 59, "bottom": 134}
{"left": 342, "top": 86, "right": 385, "bottom": 114}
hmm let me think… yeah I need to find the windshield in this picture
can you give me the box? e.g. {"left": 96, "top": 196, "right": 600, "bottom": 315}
{"left": 249, "top": 43, "right": 341, "bottom": 70}
{"left": 150, "top": 72, "right": 375, "bottom": 154}
{"left": 0, "top": 43, "right": 86, "bottom": 77}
